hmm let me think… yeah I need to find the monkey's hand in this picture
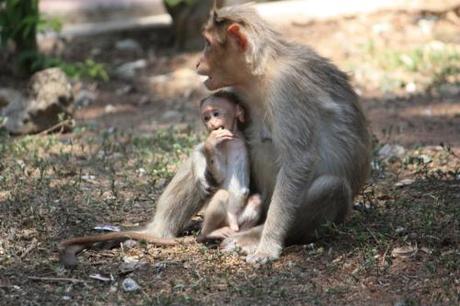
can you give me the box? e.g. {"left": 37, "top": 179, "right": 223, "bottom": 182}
{"left": 205, "top": 129, "right": 234, "bottom": 152}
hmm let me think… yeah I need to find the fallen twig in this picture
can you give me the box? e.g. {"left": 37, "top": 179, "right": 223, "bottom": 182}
{"left": 20, "top": 239, "right": 38, "bottom": 259}
{"left": 366, "top": 227, "right": 380, "bottom": 244}
{"left": 37, "top": 119, "right": 74, "bottom": 135}
{"left": 28, "top": 276, "right": 85, "bottom": 283}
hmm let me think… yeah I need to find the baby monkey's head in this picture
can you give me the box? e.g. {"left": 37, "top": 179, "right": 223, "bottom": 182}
{"left": 200, "top": 91, "right": 245, "bottom": 132}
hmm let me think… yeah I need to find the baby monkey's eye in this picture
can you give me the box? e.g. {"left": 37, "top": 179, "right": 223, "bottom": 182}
{"left": 204, "top": 116, "right": 210, "bottom": 122}
{"left": 213, "top": 111, "right": 219, "bottom": 117}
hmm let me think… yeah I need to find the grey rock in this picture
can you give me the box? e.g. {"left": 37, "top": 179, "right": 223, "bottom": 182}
{"left": 119, "top": 260, "right": 146, "bottom": 274}
{"left": 439, "top": 83, "right": 460, "bottom": 97}
{"left": 378, "top": 144, "right": 406, "bottom": 160}
{"left": 161, "top": 110, "right": 182, "bottom": 122}
{"left": 122, "top": 277, "right": 141, "bottom": 292}
{"left": 75, "top": 89, "right": 96, "bottom": 107}
{"left": 0, "top": 68, "right": 74, "bottom": 135}
{"left": 115, "top": 59, "right": 147, "bottom": 79}
{"left": 115, "top": 39, "right": 142, "bottom": 52}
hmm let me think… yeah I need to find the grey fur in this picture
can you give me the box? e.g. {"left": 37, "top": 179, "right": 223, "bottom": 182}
{"left": 148, "top": 4, "right": 371, "bottom": 263}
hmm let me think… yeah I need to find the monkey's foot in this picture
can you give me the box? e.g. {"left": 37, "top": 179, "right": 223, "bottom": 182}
{"left": 198, "top": 227, "right": 235, "bottom": 243}
{"left": 245, "top": 251, "right": 279, "bottom": 265}
{"left": 245, "top": 239, "right": 282, "bottom": 265}
{"left": 220, "top": 226, "right": 262, "bottom": 255}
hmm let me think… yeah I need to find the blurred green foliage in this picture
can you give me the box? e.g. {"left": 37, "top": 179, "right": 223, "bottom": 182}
{"left": 0, "top": 0, "right": 107, "bottom": 80}
{"left": 164, "top": 0, "right": 198, "bottom": 7}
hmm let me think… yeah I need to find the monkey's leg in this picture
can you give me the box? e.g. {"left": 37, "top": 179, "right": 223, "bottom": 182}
{"left": 223, "top": 175, "right": 351, "bottom": 262}
{"left": 245, "top": 175, "right": 351, "bottom": 263}
{"left": 197, "top": 189, "right": 229, "bottom": 242}
{"left": 285, "top": 175, "right": 352, "bottom": 244}
{"left": 145, "top": 156, "right": 209, "bottom": 238}
{"left": 238, "top": 194, "right": 262, "bottom": 230}
{"left": 205, "top": 226, "right": 235, "bottom": 240}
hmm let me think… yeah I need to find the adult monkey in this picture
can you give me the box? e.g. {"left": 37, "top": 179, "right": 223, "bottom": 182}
{"left": 194, "top": 3, "right": 371, "bottom": 263}
{"left": 60, "top": 3, "right": 370, "bottom": 265}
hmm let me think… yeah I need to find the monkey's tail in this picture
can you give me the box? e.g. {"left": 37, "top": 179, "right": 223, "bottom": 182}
{"left": 58, "top": 231, "right": 179, "bottom": 268}
{"left": 59, "top": 231, "right": 177, "bottom": 248}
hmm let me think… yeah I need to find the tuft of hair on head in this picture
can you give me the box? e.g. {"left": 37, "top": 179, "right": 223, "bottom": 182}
{"left": 199, "top": 90, "right": 243, "bottom": 108}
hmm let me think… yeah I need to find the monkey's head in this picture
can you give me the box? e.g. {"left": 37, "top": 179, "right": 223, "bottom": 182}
{"left": 196, "top": 4, "right": 263, "bottom": 90}
{"left": 200, "top": 91, "right": 245, "bottom": 132}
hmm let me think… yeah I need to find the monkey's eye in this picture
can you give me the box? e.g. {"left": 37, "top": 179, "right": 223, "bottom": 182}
{"left": 204, "top": 116, "right": 210, "bottom": 122}
{"left": 213, "top": 111, "right": 219, "bottom": 117}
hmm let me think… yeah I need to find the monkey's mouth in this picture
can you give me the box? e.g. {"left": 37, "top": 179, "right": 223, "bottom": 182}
{"left": 202, "top": 75, "right": 218, "bottom": 90}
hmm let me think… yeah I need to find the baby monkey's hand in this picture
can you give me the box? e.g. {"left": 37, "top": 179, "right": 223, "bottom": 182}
{"left": 205, "top": 129, "right": 234, "bottom": 152}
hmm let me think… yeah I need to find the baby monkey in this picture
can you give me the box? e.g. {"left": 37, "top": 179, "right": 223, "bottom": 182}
{"left": 197, "top": 91, "right": 262, "bottom": 242}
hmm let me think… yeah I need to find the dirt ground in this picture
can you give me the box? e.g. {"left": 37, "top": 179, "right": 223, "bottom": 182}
{"left": 1, "top": 4, "right": 459, "bottom": 306}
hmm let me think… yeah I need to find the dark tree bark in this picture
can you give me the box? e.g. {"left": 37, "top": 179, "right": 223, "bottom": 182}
{"left": 163, "top": 0, "right": 223, "bottom": 50}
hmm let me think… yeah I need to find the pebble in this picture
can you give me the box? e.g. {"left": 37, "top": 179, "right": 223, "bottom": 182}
{"left": 122, "top": 278, "right": 141, "bottom": 292}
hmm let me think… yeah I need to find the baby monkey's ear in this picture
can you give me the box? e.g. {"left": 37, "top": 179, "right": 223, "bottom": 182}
{"left": 236, "top": 105, "right": 245, "bottom": 123}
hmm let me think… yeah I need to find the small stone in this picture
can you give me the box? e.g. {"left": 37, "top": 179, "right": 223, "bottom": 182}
{"left": 137, "top": 95, "right": 150, "bottom": 106}
{"left": 378, "top": 144, "right": 406, "bottom": 160}
{"left": 136, "top": 168, "right": 146, "bottom": 177}
{"left": 81, "top": 174, "right": 96, "bottom": 182}
{"left": 419, "top": 154, "right": 432, "bottom": 164}
{"left": 439, "top": 84, "right": 460, "bottom": 97}
{"left": 122, "top": 278, "right": 141, "bottom": 292}
{"left": 115, "top": 59, "right": 147, "bottom": 79}
{"left": 115, "top": 85, "right": 133, "bottom": 96}
{"left": 123, "top": 255, "right": 140, "bottom": 263}
{"left": 391, "top": 245, "right": 417, "bottom": 258}
{"left": 405, "top": 82, "right": 417, "bottom": 93}
{"left": 122, "top": 239, "right": 138, "bottom": 249}
{"left": 115, "top": 39, "right": 142, "bottom": 52}
{"left": 119, "top": 262, "right": 138, "bottom": 274}
{"left": 105, "top": 104, "right": 115, "bottom": 113}
{"left": 161, "top": 110, "right": 182, "bottom": 122}
{"left": 395, "top": 179, "right": 415, "bottom": 187}
{"left": 75, "top": 89, "right": 96, "bottom": 107}
{"left": 154, "top": 262, "right": 168, "bottom": 273}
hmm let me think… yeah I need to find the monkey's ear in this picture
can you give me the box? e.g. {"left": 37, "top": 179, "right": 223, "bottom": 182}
{"left": 236, "top": 105, "right": 245, "bottom": 123}
{"left": 227, "top": 23, "right": 248, "bottom": 51}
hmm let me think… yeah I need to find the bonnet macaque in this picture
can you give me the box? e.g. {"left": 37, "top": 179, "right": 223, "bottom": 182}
{"left": 197, "top": 91, "right": 262, "bottom": 242}
{"left": 60, "top": 3, "right": 371, "bottom": 266}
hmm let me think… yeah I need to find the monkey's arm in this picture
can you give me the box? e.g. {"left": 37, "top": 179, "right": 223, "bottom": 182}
{"left": 224, "top": 139, "right": 250, "bottom": 230}
{"left": 203, "top": 135, "right": 227, "bottom": 184}
{"left": 255, "top": 83, "right": 320, "bottom": 260}
{"left": 145, "top": 144, "right": 213, "bottom": 237}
